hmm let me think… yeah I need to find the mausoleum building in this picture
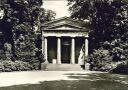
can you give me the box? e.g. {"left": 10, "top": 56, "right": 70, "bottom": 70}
{"left": 41, "top": 17, "right": 89, "bottom": 64}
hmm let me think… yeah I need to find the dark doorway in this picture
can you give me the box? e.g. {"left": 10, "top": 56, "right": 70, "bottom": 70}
{"left": 61, "top": 37, "right": 71, "bottom": 63}
{"left": 48, "top": 37, "right": 57, "bottom": 63}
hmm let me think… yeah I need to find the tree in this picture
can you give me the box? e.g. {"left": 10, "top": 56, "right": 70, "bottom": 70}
{"left": 0, "top": 0, "right": 43, "bottom": 60}
{"left": 68, "top": 0, "right": 128, "bottom": 71}
{"left": 68, "top": 0, "right": 128, "bottom": 53}
{"left": 40, "top": 9, "right": 56, "bottom": 23}
{"left": 0, "top": 0, "right": 56, "bottom": 70}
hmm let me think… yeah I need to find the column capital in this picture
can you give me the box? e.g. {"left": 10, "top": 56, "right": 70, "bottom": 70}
{"left": 84, "top": 34, "right": 89, "bottom": 38}
{"left": 70, "top": 36, "right": 76, "bottom": 38}
{"left": 84, "top": 37, "right": 88, "bottom": 39}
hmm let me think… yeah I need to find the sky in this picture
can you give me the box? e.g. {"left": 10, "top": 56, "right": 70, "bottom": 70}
{"left": 43, "top": 0, "right": 70, "bottom": 18}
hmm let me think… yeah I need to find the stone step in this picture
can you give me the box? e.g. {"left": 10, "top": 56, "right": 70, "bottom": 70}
{"left": 45, "top": 64, "right": 83, "bottom": 71}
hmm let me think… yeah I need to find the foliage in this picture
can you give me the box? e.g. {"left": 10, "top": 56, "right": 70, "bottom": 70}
{"left": 88, "top": 40, "right": 128, "bottom": 71}
{"left": 103, "top": 39, "right": 128, "bottom": 62}
{"left": 0, "top": 60, "right": 33, "bottom": 72}
{"left": 40, "top": 9, "right": 56, "bottom": 23}
{"left": 0, "top": 0, "right": 57, "bottom": 71}
{"left": 68, "top": 0, "right": 128, "bottom": 72}
{"left": 0, "top": 0, "right": 42, "bottom": 39}
{"left": 0, "top": 43, "right": 12, "bottom": 61}
{"left": 68, "top": 0, "right": 128, "bottom": 51}
{"left": 15, "top": 33, "right": 36, "bottom": 61}
{"left": 0, "top": 49, "right": 6, "bottom": 60}
{"left": 3, "top": 42, "right": 12, "bottom": 60}
{"left": 0, "top": 0, "right": 43, "bottom": 60}
{"left": 110, "top": 61, "right": 128, "bottom": 74}
{"left": 0, "top": 0, "right": 53, "bottom": 71}
{"left": 89, "top": 48, "right": 113, "bottom": 71}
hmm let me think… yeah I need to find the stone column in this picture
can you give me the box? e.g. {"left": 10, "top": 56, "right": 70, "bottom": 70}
{"left": 71, "top": 37, "right": 75, "bottom": 64}
{"left": 84, "top": 37, "right": 89, "bottom": 70}
{"left": 42, "top": 37, "right": 44, "bottom": 54}
{"left": 85, "top": 38, "right": 88, "bottom": 57}
{"left": 57, "top": 37, "right": 61, "bottom": 64}
{"left": 44, "top": 37, "right": 48, "bottom": 62}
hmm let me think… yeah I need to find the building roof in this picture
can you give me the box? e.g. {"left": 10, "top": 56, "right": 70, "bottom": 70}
{"left": 41, "top": 16, "right": 89, "bottom": 32}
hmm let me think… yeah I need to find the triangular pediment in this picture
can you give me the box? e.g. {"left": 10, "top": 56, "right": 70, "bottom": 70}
{"left": 46, "top": 23, "right": 83, "bottom": 30}
{"left": 42, "top": 16, "right": 89, "bottom": 31}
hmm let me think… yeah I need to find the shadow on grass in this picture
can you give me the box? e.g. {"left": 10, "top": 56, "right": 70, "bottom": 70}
{"left": 0, "top": 73, "right": 128, "bottom": 90}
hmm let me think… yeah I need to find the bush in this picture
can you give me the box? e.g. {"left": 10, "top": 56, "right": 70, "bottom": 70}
{"left": 2, "top": 60, "right": 16, "bottom": 72}
{"left": 89, "top": 48, "right": 113, "bottom": 71}
{"left": 14, "top": 61, "right": 34, "bottom": 71}
{"left": 0, "top": 60, "right": 34, "bottom": 72}
{"left": 15, "top": 34, "right": 36, "bottom": 62}
{"left": 110, "top": 61, "right": 128, "bottom": 74}
{"left": 88, "top": 47, "right": 128, "bottom": 72}
{"left": 0, "top": 62, "right": 4, "bottom": 71}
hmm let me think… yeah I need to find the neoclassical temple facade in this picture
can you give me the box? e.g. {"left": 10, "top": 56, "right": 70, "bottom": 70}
{"left": 41, "top": 17, "right": 89, "bottom": 64}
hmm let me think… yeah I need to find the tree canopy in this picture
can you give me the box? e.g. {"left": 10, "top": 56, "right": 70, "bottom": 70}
{"left": 68, "top": 0, "right": 128, "bottom": 66}
{"left": 68, "top": 0, "right": 128, "bottom": 52}
{"left": 0, "top": 0, "right": 56, "bottom": 62}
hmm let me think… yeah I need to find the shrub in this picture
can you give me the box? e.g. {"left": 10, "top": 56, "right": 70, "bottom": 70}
{"left": 14, "top": 61, "right": 34, "bottom": 71}
{"left": 15, "top": 33, "right": 36, "bottom": 62}
{"left": 0, "top": 62, "right": 4, "bottom": 72}
{"left": 2, "top": 60, "right": 16, "bottom": 72}
{"left": 88, "top": 48, "right": 113, "bottom": 71}
{"left": 0, "top": 60, "right": 34, "bottom": 72}
{"left": 110, "top": 61, "right": 128, "bottom": 74}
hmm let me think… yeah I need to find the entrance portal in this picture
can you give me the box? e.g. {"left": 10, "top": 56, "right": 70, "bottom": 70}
{"left": 61, "top": 38, "right": 71, "bottom": 63}
{"left": 48, "top": 37, "right": 57, "bottom": 63}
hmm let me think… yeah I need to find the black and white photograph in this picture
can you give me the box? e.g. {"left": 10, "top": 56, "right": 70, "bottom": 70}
{"left": 0, "top": 0, "right": 128, "bottom": 90}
